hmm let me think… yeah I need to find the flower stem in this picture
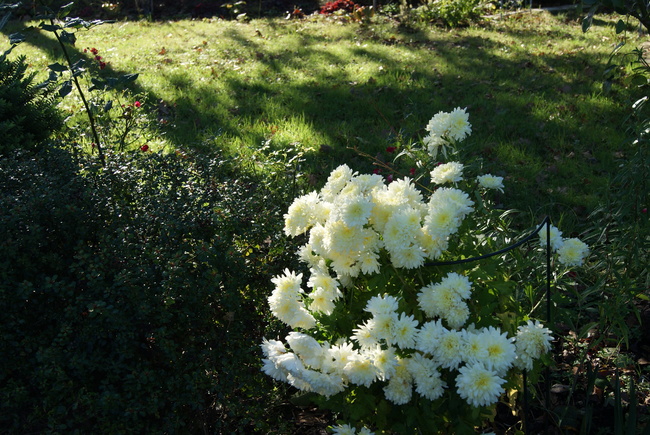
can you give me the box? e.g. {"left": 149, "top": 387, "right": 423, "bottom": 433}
{"left": 51, "top": 20, "right": 105, "bottom": 166}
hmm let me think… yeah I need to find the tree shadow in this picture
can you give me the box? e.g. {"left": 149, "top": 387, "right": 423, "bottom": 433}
{"left": 1, "top": 14, "right": 637, "bottom": 222}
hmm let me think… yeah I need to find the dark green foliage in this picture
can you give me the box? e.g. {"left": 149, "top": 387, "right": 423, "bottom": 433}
{"left": 0, "top": 147, "right": 296, "bottom": 433}
{"left": 0, "top": 54, "right": 62, "bottom": 156}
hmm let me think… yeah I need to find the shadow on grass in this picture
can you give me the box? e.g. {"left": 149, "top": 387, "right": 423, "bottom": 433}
{"left": 1, "top": 14, "right": 637, "bottom": 224}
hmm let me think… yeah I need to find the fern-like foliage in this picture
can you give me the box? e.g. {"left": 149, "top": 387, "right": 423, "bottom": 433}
{"left": 0, "top": 53, "right": 63, "bottom": 155}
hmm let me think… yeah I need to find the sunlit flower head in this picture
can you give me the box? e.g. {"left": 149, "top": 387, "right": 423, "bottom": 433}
{"left": 538, "top": 224, "right": 564, "bottom": 252}
{"left": 479, "top": 326, "right": 516, "bottom": 375}
{"left": 557, "top": 238, "right": 589, "bottom": 267}
{"left": 415, "top": 319, "right": 446, "bottom": 355}
{"left": 369, "top": 345, "right": 399, "bottom": 381}
{"left": 344, "top": 354, "right": 379, "bottom": 387}
{"left": 321, "top": 164, "right": 356, "bottom": 202}
{"left": 477, "top": 174, "right": 504, "bottom": 193}
{"left": 391, "top": 312, "right": 419, "bottom": 349}
{"left": 431, "top": 162, "right": 464, "bottom": 185}
{"left": 456, "top": 363, "right": 506, "bottom": 408}
{"left": 383, "top": 360, "right": 413, "bottom": 405}
{"left": 331, "top": 423, "right": 357, "bottom": 435}
{"left": 514, "top": 320, "right": 553, "bottom": 371}
{"left": 286, "top": 331, "right": 323, "bottom": 363}
{"left": 284, "top": 191, "right": 323, "bottom": 237}
{"left": 435, "top": 328, "right": 465, "bottom": 369}
{"left": 351, "top": 321, "right": 379, "bottom": 350}
{"left": 365, "top": 294, "right": 399, "bottom": 315}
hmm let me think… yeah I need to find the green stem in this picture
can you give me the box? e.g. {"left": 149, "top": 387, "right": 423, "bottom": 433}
{"left": 51, "top": 20, "right": 105, "bottom": 166}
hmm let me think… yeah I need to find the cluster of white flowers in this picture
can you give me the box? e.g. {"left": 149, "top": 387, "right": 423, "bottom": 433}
{"left": 423, "top": 107, "right": 472, "bottom": 159}
{"left": 538, "top": 224, "right": 590, "bottom": 267}
{"left": 263, "top": 270, "right": 554, "bottom": 410}
{"left": 262, "top": 109, "right": 585, "bottom": 430}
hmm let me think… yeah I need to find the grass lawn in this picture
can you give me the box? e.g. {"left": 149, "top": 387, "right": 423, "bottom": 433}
{"left": 4, "top": 10, "right": 645, "bottom": 231}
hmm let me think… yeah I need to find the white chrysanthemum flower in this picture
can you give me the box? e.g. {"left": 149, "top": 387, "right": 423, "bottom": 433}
{"left": 335, "top": 194, "right": 374, "bottom": 228}
{"left": 331, "top": 423, "right": 356, "bottom": 435}
{"left": 365, "top": 294, "right": 400, "bottom": 315}
{"left": 557, "top": 238, "right": 589, "bottom": 267}
{"left": 270, "top": 269, "right": 303, "bottom": 294}
{"left": 369, "top": 345, "right": 399, "bottom": 381}
{"left": 389, "top": 245, "right": 426, "bottom": 269}
{"left": 407, "top": 353, "right": 447, "bottom": 401}
{"left": 386, "top": 177, "right": 424, "bottom": 207}
{"left": 268, "top": 269, "right": 316, "bottom": 329}
{"left": 424, "top": 201, "right": 462, "bottom": 240}
{"left": 383, "top": 359, "right": 413, "bottom": 405}
{"left": 261, "top": 357, "right": 289, "bottom": 382}
{"left": 344, "top": 354, "right": 379, "bottom": 387}
{"left": 435, "top": 328, "right": 465, "bottom": 369}
{"left": 284, "top": 191, "right": 324, "bottom": 237}
{"left": 261, "top": 338, "right": 287, "bottom": 359}
{"left": 426, "top": 107, "right": 471, "bottom": 143}
{"left": 324, "top": 220, "right": 365, "bottom": 257}
{"left": 308, "top": 287, "right": 336, "bottom": 315}
{"left": 430, "top": 162, "right": 464, "bottom": 185}
{"left": 415, "top": 320, "right": 446, "bottom": 355}
{"left": 297, "top": 243, "right": 325, "bottom": 269}
{"left": 514, "top": 320, "right": 553, "bottom": 371}
{"left": 274, "top": 351, "right": 306, "bottom": 377}
{"left": 301, "top": 369, "right": 346, "bottom": 397}
{"left": 382, "top": 207, "right": 422, "bottom": 251}
{"left": 424, "top": 133, "right": 448, "bottom": 160}
{"left": 352, "top": 321, "right": 379, "bottom": 350}
{"left": 445, "top": 302, "right": 470, "bottom": 329}
{"left": 480, "top": 326, "right": 517, "bottom": 375}
{"left": 431, "top": 187, "right": 475, "bottom": 218}
{"left": 391, "top": 313, "right": 419, "bottom": 349}
{"left": 359, "top": 250, "right": 381, "bottom": 275}
{"left": 286, "top": 331, "right": 324, "bottom": 368}
{"left": 447, "top": 107, "right": 472, "bottom": 141}
{"left": 287, "top": 372, "right": 314, "bottom": 392}
{"left": 538, "top": 224, "right": 564, "bottom": 252}
{"left": 419, "top": 228, "right": 449, "bottom": 260}
{"left": 321, "top": 164, "right": 356, "bottom": 202}
{"left": 477, "top": 174, "right": 504, "bottom": 193}
{"left": 443, "top": 272, "right": 473, "bottom": 299}
{"left": 456, "top": 363, "right": 506, "bottom": 408}
{"left": 462, "top": 330, "right": 489, "bottom": 365}
{"left": 370, "top": 312, "right": 398, "bottom": 344}
{"left": 328, "top": 341, "right": 358, "bottom": 373}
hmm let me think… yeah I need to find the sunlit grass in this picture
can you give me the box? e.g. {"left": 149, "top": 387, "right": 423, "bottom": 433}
{"left": 3, "top": 11, "right": 644, "bottom": 230}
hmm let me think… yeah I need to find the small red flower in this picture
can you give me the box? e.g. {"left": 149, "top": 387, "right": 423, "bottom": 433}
{"left": 386, "top": 146, "right": 396, "bottom": 154}
{"left": 643, "top": 208, "right": 648, "bottom": 214}
{"left": 134, "top": 101, "right": 141, "bottom": 108}
{"left": 90, "top": 47, "right": 99, "bottom": 55}
{"left": 386, "top": 174, "right": 394, "bottom": 183}
{"left": 140, "top": 144, "right": 149, "bottom": 152}
{"left": 98, "top": 61, "right": 107, "bottom": 70}
{"left": 409, "top": 168, "right": 416, "bottom": 176}
{"left": 373, "top": 168, "right": 382, "bottom": 174}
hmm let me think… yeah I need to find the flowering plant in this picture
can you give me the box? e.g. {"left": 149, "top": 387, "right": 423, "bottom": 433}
{"left": 261, "top": 108, "right": 589, "bottom": 434}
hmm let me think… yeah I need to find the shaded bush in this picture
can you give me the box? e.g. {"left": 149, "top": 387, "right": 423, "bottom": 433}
{"left": 0, "top": 147, "right": 298, "bottom": 433}
{"left": 0, "top": 53, "right": 62, "bottom": 156}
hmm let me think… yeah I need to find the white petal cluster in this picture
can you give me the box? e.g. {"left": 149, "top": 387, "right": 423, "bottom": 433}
{"left": 424, "top": 107, "right": 472, "bottom": 159}
{"left": 262, "top": 109, "right": 563, "bottom": 422}
{"left": 538, "top": 224, "right": 590, "bottom": 267}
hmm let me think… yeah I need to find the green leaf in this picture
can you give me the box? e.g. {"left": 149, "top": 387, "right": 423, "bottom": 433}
{"left": 40, "top": 23, "right": 62, "bottom": 32}
{"left": 59, "top": 30, "right": 77, "bottom": 46}
{"left": 49, "top": 63, "right": 69, "bottom": 72}
{"left": 59, "top": 80, "right": 73, "bottom": 97}
{"left": 58, "top": 2, "right": 76, "bottom": 18}
{"left": 615, "top": 19, "right": 626, "bottom": 34}
{"left": 9, "top": 32, "right": 25, "bottom": 44}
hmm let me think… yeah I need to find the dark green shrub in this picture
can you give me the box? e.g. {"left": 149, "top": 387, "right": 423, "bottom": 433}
{"left": 0, "top": 54, "right": 62, "bottom": 156}
{"left": 0, "top": 147, "right": 298, "bottom": 433}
